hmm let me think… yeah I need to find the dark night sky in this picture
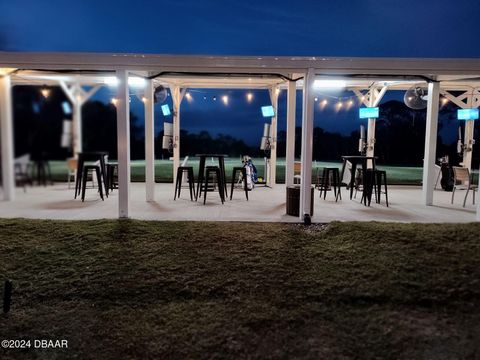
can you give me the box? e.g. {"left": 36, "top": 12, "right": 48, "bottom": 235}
{"left": 2, "top": 0, "right": 479, "bottom": 57}
{"left": 2, "top": 0, "right": 478, "bottom": 146}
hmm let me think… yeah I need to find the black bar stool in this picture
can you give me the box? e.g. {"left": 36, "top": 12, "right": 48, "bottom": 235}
{"left": 230, "top": 167, "right": 248, "bottom": 200}
{"left": 106, "top": 163, "right": 118, "bottom": 192}
{"left": 375, "top": 170, "right": 389, "bottom": 207}
{"left": 202, "top": 166, "right": 224, "bottom": 204}
{"left": 174, "top": 166, "right": 195, "bottom": 201}
{"left": 81, "top": 165, "right": 104, "bottom": 201}
{"left": 319, "top": 167, "right": 341, "bottom": 201}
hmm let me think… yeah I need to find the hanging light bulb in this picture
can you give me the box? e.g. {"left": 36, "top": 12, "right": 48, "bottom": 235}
{"left": 111, "top": 98, "right": 118, "bottom": 106}
{"left": 441, "top": 97, "right": 449, "bottom": 105}
{"left": 348, "top": 99, "right": 354, "bottom": 106}
{"left": 222, "top": 95, "right": 229, "bottom": 105}
{"left": 337, "top": 101, "right": 343, "bottom": 108}
{"left": 141, "top": 97, "right": 147, "bottom": 103}
{"left": 314, "top": 97, "right": 318, "bottom": 102}
{"left": 41, "top": 87, "right": 50, "bottom": 98}
{"left": 275, "top": 88, "right": 280, "bottom": 95}
{"left": 185, "top": 92, "right": 192, "bottom": 101}
{"left": 246, "top": 92, "right": 253, "bottom": 102}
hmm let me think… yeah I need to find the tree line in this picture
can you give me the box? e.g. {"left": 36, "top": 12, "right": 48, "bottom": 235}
{"left": 11, "top": 86, "right": 479, "bottom": 167}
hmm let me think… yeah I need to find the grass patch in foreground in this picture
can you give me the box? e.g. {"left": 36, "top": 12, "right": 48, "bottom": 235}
{"left": 0, "top": 220, "right": 479, "bottom": 359}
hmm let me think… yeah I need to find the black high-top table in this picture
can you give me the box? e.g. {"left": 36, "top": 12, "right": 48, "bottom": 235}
{"left": 337, "top": 155, "right": 377, "bottom": 206}
{"left": 194, "top": 154, "right": 228, "bottom": 201}
{"left": 74, "top": 152, "right": 109, "bottom": 199}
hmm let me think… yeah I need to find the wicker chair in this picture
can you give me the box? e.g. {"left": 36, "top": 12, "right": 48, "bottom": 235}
{"left": 451, "top": 167, "right": 477, "bottom": 207}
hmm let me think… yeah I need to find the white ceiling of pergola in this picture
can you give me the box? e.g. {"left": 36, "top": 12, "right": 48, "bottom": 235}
{"left": 2, "top": 52, "right": 480, "bottom": 92}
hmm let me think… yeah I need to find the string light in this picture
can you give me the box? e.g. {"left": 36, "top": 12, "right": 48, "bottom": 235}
{"left": 441, "top": 97, "right": 449, "bottom": 105}
{"left": 314, "top": 97, "right": 318, "bottom": 102}
{"left": 185, "top": 92, "right": 192, "bottom": 102}
{"left": 246, "top": 92, "right": 253, "bottom": 102}
{"left": 141, "top": 97, "right": 147, "bottom": 103}
{"left": 222, "top": 95, "right": 229, "bottom": 105}
{"left": 41, "top": 87, "right": 50, "bottom": 98}
{"left": 111, "top": 98, "right": 118, "bottom": 106}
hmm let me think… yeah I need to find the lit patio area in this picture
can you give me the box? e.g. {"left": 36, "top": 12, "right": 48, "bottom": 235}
{"left": 0, "top": 184, "right": 476, "bottom": 223}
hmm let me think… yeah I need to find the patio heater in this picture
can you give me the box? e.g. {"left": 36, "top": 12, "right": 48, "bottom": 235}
{"left": 260, "top": 106, "right": 275, "bottom": 186}
{"left": 457, "top": 108, "right": 478, "bottom": 157}
{"left": 457, "top": 125, "right": 463, "bottom": 156}
{"left": 162, "top": 122, "right": 174, "bottom": 154}
{"left": 358, "top": 107, "right": 379, "bottom": 155}
{"left": 358, "top": 124, "right": 366, "bottom": 155}
{"left": 60, "top": 119, "right": 72, "bottom": 149}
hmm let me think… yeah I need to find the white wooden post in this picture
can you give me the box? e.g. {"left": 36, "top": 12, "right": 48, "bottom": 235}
{"left": 285, "top": 80, "right": 296, "bottom": 186}
{"left": 462, "top": 94, "right": 475, "bottom": 170}
{"left": 144, "top": 79, "right": 155, "bottom": 202}
{"left": 269, "top": 86, "right": 279, "bottom": 188}
{"left": 0, "top": 75, "right": 15, "bottom": 201}
{"left": 366, "top": 86, "right": 388, "bottom": 161}
{"left": 73, "top": 95, "right": 82, "bottom": 154}
{"left": 116, "top": 70, "right": 130, "bottom": 218}
{"left": 171, "top": 86, "right": 185, "bottom": 185}
{"left": 299, "top": 68, "right": 315, "bottom": 220}
{"left": 421, "top": 82, "right": 440, "bottom": 206}
{"left": 477, "top": 172, "right": 480, "bottom": 221}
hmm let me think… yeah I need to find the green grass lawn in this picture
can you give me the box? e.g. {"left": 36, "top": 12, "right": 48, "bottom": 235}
{"left": 49, "top": 158, "right": 431, "bottom": 184}
{"left": 1, "top": 220, "right": 479, "bottom": 359}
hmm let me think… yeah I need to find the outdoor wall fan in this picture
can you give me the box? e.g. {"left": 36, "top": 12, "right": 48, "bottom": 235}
{"left": 404, "top": 85, "right": 428, "bottom": 110}
{"left": 154, "top": 85, "right": 168, "bottom": 104}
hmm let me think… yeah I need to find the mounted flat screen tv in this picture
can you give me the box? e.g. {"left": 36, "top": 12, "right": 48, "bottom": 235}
{"left": 457, "top": 108, "right": 478, "bottom": 120}
{"left": 359, "top": 107, "right": 379, "bottom": 119}
{"left": 161, "top": 104, "right": 171, "bottom": 116}
{"left": 261, "top": 105, "right": 275, "bottom": 117}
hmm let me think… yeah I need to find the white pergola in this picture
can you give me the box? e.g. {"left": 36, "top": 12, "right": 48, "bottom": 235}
{"left": 0, "top": 52, "right": 479, "bottom": 222}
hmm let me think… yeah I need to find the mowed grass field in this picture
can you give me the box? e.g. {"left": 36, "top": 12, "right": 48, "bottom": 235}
{"left": 0, "top": 219, "right": 479, "bottom": 359}
{"left": 48, "top": 158, "right": 428, "bottom": 184}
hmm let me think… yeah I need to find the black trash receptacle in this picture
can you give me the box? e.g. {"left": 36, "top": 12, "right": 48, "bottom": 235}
{"left": 286, "top": 186, "right": 314, "bottom": 217}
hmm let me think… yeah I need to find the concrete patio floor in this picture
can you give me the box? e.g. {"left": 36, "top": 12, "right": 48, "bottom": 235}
{"left": 0, "top": 182, "right": 477, "bottom": 223}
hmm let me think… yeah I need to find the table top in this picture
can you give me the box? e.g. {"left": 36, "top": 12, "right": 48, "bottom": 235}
{"left": 195, "top": 154, "right": 229, "bottom": 158}
{"left": 341, "top": 155, "right": 377, "bottom": 160}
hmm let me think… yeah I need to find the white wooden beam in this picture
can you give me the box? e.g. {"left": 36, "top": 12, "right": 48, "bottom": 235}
{"left": 116, "top": 70, "right": 131, "bottom": 218}
{"left": 171, "top": 86, "right": 184, "bottom": 185}
{"left": 285, "top": 79, "right": 296, "bottom": 186}
{"left": 144, "top": 79, "right": 155, "bottom": 202}
{"left": 268, "top": 86, "right": 279, "bottom": 188}
{"left": 353, "top": 89, "right": 369, "bottom": 106}
{"left": 421, "top": 82, "right": 440, "bottom": 206}
{"left": 0, "top": 75, "right": 15, "bottom": 201}
{"left": 299, "top": 68, "right": 315, "bottom": 221}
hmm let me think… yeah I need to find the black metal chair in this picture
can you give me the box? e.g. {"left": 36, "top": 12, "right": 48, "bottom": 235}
{"left": 81, "top": 165, "right": 104, "bottom": 202}
{"left": 174, "top": 166, "right": 195, "bottom": 201}
{"left": 375, "top": 169, "right": 389, "bottom": 207}
{"left": 230, "top": 167, "right": 249, "bottom": 200}
{"left": 201, "top": 166, "right": 225, "bottom": 204}
{"left": 317, "top": 167, "right": 341, "bottom": 201}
